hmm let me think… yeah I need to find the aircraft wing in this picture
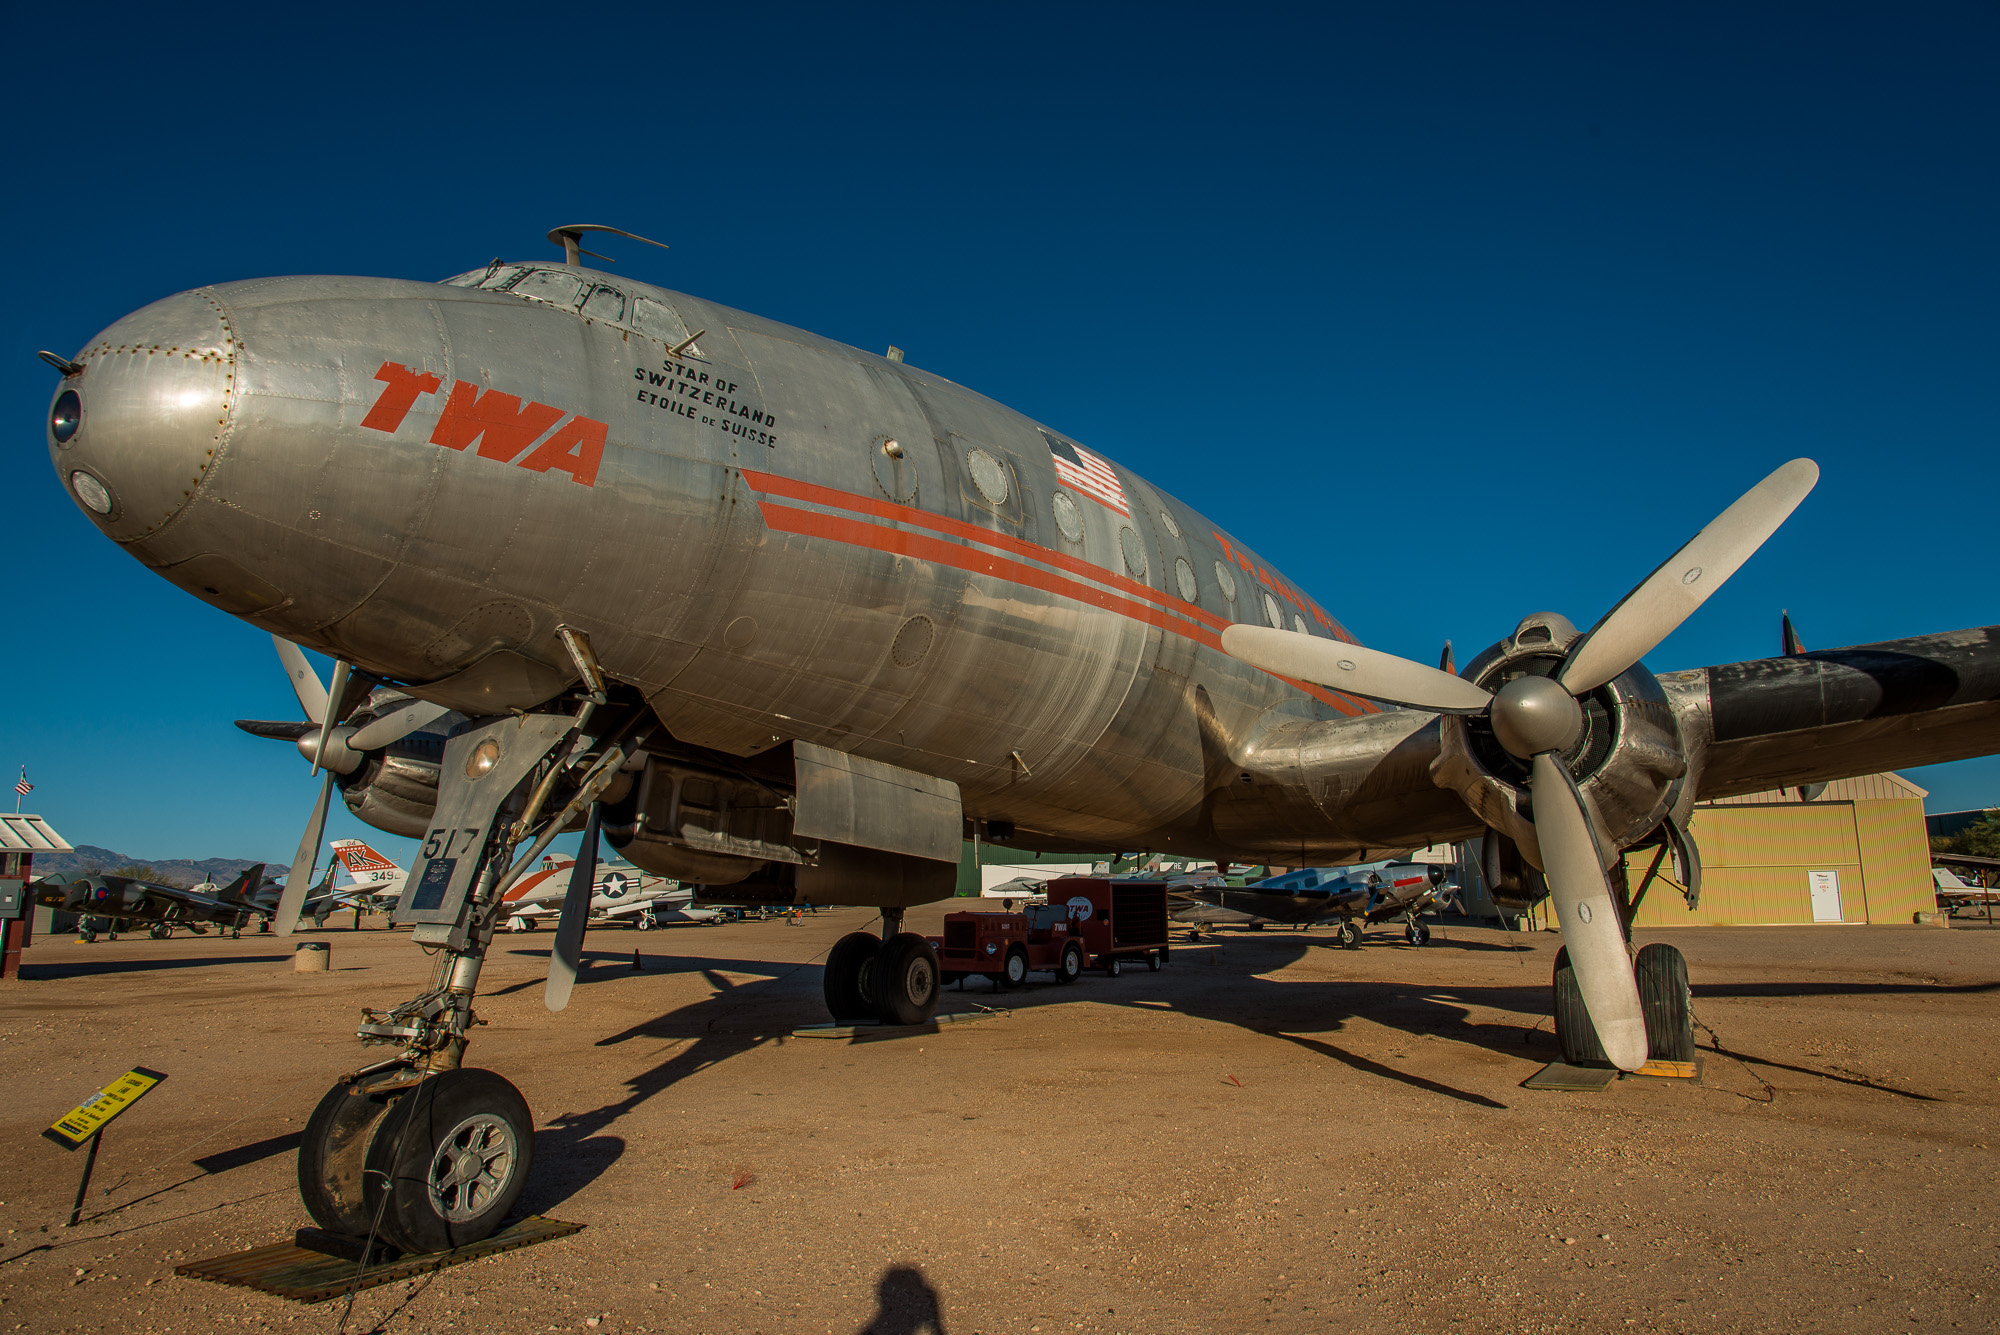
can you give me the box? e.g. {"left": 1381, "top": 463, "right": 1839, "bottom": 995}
{"left": 1688, "top": 626, "right": 2000, "bottom": 798}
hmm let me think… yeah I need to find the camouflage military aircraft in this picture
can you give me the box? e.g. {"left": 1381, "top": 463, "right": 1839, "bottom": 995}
{"left": 39, "top": 223, "right": 2000, "bottom": 1254}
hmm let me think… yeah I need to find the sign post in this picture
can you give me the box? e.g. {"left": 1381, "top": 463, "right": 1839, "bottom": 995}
{"left": 43, "top": 1067, "right": 166, "bottom": 1226}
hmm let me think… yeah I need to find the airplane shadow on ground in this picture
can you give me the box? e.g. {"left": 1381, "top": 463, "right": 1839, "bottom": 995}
{"left": 857, "top": 1265, "right": 948, "bottom": 1335}
{"left": 19, "top": 953, "right": 294, "bottom": 980}
{"left": 514, "top": 947, "right": 821, "bottom": 1216}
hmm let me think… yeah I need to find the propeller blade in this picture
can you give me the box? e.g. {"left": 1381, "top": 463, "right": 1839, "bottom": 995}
{"left": 1559, "top": 459, "right": 1819, "bottom": 694}
{"left": 310, "top": 661, "right": 352, "bottom": 777}
{"left": 1220, "top": 625, "right": 1494, "bottom": 713}
{"left": 274, "top": 771, "right": 334, "bottom": 937}
{"left": 347, "top": 700, "right": 452, "bottom": 751}
{"left": 273, "top": 636, "right": 329, "bottom": 721}
{"left": 545, "top": 806, "right": 602, "bottom": 1013}
{"left": 1530, "top": 752, "right": 1648, "bottom": 1071}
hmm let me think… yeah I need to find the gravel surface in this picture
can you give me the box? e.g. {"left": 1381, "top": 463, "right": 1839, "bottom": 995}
{"left": 0, "top": 907, "right": 1994, "bottom": 1333}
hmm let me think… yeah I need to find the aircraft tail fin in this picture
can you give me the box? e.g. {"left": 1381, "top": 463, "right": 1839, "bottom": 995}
{"left": 331, "top": 839, "right": 403, "bottom": 876}
{"left": 218, "top": 862, "right": 267, "bottom": 908}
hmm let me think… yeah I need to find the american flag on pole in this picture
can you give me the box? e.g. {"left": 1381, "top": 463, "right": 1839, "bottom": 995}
{"left": 1043, "top": 431, "right": 1129, "bottom": 515}
{"left": 13, "top": 769, "right": 29, "bottom": 798}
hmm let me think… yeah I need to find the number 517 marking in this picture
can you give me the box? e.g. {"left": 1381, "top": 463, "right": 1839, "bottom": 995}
{"left": 421, "top": 827, "right": 483, "bottom": 860}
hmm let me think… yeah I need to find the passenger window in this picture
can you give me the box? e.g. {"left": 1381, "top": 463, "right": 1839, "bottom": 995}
{"left": 632, "top": 296, "right": 687, "bottom": 342}
{"left": 581, "top": 284, "right": 626, "bottom": 322}
{"left": 508, "top": 269, "right": 585, "bottom": 308}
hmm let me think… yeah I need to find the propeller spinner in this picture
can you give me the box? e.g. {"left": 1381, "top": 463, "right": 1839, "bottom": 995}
{"left": 1223, "top": 458, "right": 1819, "bottom": 1071}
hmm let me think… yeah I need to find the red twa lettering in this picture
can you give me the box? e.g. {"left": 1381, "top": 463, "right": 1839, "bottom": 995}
{"left": 429, "top": 381, "right": 565, "bottom": 462}
{"left": 361, "top": 362, "right": 442, "bottom": 433}
{"left": 517, "top": 416, "right": 608, "bottom": 487}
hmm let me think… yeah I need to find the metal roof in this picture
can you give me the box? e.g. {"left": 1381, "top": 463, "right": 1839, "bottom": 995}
{"left": 0, "top": 814, "right": 74, "bottom": 853}
{"left": 1700, "top": 771, "right": 1929, "bottom": 806}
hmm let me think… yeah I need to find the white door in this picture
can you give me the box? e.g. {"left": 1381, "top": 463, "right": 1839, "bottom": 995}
{"left": 1808, "top": 870, "right": 1844, "bottom": 923}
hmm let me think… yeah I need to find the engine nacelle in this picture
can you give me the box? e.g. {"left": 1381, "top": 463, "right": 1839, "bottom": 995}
{"left": 1432, "top": 613, "right": 1695, "bottom": 871}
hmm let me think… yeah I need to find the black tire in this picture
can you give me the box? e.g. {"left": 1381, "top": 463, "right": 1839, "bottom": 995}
{"left": 874, "top": 933, "right": 941, "bottom": 1025}
{"left": 1054, "top": 941, "right": 1083, "bottom": 984}
{"left": 149, "top": 924, "right": 170, "bottom": 940}
{"left": 1338, "top": 921, "right": 1361, "bottom": 950}
{"left": 1147, "top": 950, "right": 1162, "bottom": 972}
{"left": 1104, "top": 956, "right": 1122, "bottom": 978}
{"left": 1002, "top": 947, "right": 1029, "bottom": 988}
{"left": 1634, "top": 942, "right": 1695, "bottom": 1062}
{"left": 1405, "top": 921, "right": 1430, "bottom": 947}
{"left": 635, "top": 917, "right": 653, "bottom": 932}
{"left": 364, "top": 1068, "right": 533, "bottom": 1255}
{"left": 298, "top": 1064, "right": 415, "bottom": 1238}
{"left": 823, "top": 931, "right": 880, "bottom": 1023}
{"left": 1552, "top": 946, "right": 1611, "bottom": 1067}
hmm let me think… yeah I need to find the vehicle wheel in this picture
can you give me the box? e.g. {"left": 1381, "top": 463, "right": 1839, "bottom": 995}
{"left": 1002, "top": 947, "right": 1029, "bottom": 989}
{"left": 874, "top": 933, "right": 941, "bottom": 1025}
{"left": 1054, "top": 941, "right": 1083, "bottom": 984}
{"left": 1634, "top": 942, "right": 1694, "bottom": 1062}
{"left": 635, "top": 917, "right": 654, "bottom": 931}
{"left": 259, "top": 920, "right": 271, "bottom": 934}
{"left": 1104, "top": 956, "right": 1122, "bottom": 978}
{"left": 364, "top": 1068, "right": 534, "bottom": 1254}
{"left": 1405, "top": 921, "right": 1430, "bottom": 947}
{"left": 78, "top": 931, "right": 96, "bottom": 944}
{"left": 1338, "top": 921, "right": 1362, "bottom": 950}
{"left": 299, "top": 1063, "right": 416, "bottom": 1238}
{"left": 823, "top": 931, "right": 880, "bottom": 1023}
{"left": 1552, "top": 946, "right": 1611, "bottom": 1067}
{"left": 229, "top": 928, "right": 241, "bottom": 940}
{"left": 1147, "top": 950, "right": 1163, "bottom": 971}
{"left": 148, "top": 924, "right": 170, "bottom": 940}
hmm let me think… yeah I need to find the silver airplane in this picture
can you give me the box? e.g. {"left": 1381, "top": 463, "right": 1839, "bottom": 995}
{"left": 1177, "top": 861, "right": 1453, "bottom": 946}
{"left": 39, "top": 223, "right": 2000, "bottom": 1255}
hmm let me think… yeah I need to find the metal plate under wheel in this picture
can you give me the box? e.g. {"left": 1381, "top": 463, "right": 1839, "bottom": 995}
{"left": 174, "top": 1215, "right": 583, "bottom": 1303}
{"left": 792, "top": 1009, "right": 1002, "bottom": 1039}
{"left": 1521, "top": 1062, "right": 1619, "bottom": 1092}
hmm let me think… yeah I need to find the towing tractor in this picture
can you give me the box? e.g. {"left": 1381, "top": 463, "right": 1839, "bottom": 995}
{"left": 930, "top": 877, "right": 1172, "bottom": 988}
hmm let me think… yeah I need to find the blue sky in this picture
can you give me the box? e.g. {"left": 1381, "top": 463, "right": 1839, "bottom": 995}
{"left": 3, "top": 2, "right": 1995, "bottom": 864}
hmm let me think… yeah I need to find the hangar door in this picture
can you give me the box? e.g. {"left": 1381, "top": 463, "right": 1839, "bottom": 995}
{"left": 1628, "top": 801, "right": 1865, "bottom": 927}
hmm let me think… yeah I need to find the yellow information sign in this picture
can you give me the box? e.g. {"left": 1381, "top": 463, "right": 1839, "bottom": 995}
{"left": 42, "top": 1067, "right": 166, "bottom": 1150}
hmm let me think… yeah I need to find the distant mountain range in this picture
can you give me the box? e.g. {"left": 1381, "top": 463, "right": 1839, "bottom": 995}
{"left": 28, "top": 845, "right": 277, "bottom": 887}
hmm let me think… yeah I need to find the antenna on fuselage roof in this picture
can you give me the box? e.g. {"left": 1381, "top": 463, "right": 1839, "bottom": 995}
{"left": 547, "top": 224, "right": 671, "bottom": 267}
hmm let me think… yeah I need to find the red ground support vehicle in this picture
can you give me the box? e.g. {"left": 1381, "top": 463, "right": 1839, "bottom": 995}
{"left": 928, "top": 877, "right": 1172, "bottom": 990}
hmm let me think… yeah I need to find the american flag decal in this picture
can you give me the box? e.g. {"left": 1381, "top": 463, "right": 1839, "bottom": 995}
{"left": 1043, "top": 431, "right": 1129, "bottom": 515}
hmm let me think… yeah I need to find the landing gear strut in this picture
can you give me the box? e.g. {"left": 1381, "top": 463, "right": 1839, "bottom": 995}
{"left": 822, "top": 907, "right": 941, "bottom": 1026}
{"left": 297, "top": 707, "right": 629, "bottom": 1254}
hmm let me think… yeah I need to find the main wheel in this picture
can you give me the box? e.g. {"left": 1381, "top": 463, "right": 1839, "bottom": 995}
{"left": 364, "top": 1068, "right": 534, "bottom": 1254}
{"left": 1552, "top": 946, "right": 1611, "bottom": 1067}
{"left": 298, "top": 1063, "right": 415, "bottom": 1238}
{"left": 1338, "top": 921, "right": 1361, "bottom": 950}
{"left": 874, "top": 933, "right": 941, "bottom": 1025}
{"left": 635, "top": 916, "right": 654, "bottom": 931}
{"left": 1054, "top": 940, "right": 1083, "bottom": 984}
{"left": 1404, "top": 921, "right": 1430, "bottom": 947}
{"left": 149, "top": 924, "right": 171, "bottom": 940}
{"left": 1634, "top": 942, "right": 1695, "bottom": 1062}
{"left": 823, "top": 931, "right": 881, "bottom": 1023}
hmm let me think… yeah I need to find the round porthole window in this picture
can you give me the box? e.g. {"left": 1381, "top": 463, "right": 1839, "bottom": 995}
{"left": 1262, "top": 592, "right": 1284, "bottom": 629}
{"left": 1213, "top": 561, "right": 1237, "bottom": 602}
{"left": 1051, "top": 490, "right": 1084, "bottom": 543}
{"left": 966, "top": 447, "right": 1009, "bottom": 506}
{"left": 71, "top": 471, "right": 112, "bottom": 515}
{"left": 1119, "top": 527, "right": 1147, "bottom": 580}
{"left": 1157, "top": 508, "right": 1181, "bottom": 539}
{"left": 1175, "top": 557, "right": 1198, "bottom": 602}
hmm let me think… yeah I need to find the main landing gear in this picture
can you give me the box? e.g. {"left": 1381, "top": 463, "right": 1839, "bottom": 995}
{"left": 823, "top": 908, "right": 942, "bottom": 1026}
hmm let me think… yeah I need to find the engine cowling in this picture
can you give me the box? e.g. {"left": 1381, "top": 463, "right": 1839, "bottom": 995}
{"left": 1431, "top": 613, "right": 1697, "bottom": 874}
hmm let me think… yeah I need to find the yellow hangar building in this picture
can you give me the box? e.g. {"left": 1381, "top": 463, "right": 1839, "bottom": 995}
{"left": 1459, "top": 772, "right": 1939, "bottom": 928}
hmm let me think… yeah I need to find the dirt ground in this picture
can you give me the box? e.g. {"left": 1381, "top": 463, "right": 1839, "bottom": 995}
{"left": 1, "top": 905, "right": 1996, "bottom": 1335}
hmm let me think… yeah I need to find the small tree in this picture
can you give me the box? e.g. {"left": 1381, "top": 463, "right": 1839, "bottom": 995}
{"left": 1931, "top": 811, "right": 2000, "bottom": 860}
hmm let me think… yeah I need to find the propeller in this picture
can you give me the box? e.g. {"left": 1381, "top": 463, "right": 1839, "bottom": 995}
{"left": 1222, "top": 458, "right": 1819, "bottom": 1071}
{"left": 263, "top": 637, "right": 444, "bottom": 934}
{"left": 544, "top": 805, "right": 602, "bottom": 1013}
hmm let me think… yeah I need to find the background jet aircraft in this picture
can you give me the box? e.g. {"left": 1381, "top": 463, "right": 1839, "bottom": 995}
{"left": 39, "top": 225, "right": 2000, "bottom": 1255}
{"left": 32, "top": 864, "right": 267, "bottom": 939}
{"left": 1176, "top": 861, "right": 1454, "bottom": 946}
{"left": 498, "top": 855, "right": 715, "bottom": 930}
{"left": 329, "top": 838, "right": 408, "bottom": 905}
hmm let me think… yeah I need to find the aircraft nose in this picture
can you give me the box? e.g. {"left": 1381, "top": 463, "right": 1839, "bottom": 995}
{"left": 47, "top": 290, "right": 237, "bottom": 543}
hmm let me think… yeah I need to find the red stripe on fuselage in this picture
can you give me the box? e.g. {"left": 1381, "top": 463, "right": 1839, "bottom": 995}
{"left": 741, "top": 471, "right": 1374, "bottom": 718}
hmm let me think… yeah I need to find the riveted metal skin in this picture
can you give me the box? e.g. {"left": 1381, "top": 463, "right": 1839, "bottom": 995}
{"left": 46, "top": 264, "right": 2000, "bottom": 889}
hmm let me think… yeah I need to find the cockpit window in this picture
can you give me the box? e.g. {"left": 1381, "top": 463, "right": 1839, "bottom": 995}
{"left": 632, "top": 296, "right": 687, "bottom": 342}
{"left": 508, "top": 268, "right": 586, "bottom": 308}
{"left": 581, "top": 284, "right": 626, "bottom": 322}
{"left": 439, "top": 264, "right": 529, "bottom": 290}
